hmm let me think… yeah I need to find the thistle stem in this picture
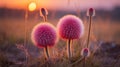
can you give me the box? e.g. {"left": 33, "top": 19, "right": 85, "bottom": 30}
{"left": 24, "top": 9, "right": 28, "bottom": 46}
{"left": 44, "top": 46, "right": 49, "bottom": 59}
{"left": 87, "top": 16, "right": 92, "bottom": 47}
{"left": 68, "top": 39, "right": 71, "bottom": 59}
{"left": 83, "top": 57, "right": 86, "bottom": 67}
{"left": 43, "top": 15, "right": 47, "bottom": 22}
{"left": 24, "top": 9, "right": 28, "bottom": 67}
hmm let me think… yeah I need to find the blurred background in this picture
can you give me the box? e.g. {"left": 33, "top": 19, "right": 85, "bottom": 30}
{"left": 0, "top": 0, "right": 120, "bottom": 44}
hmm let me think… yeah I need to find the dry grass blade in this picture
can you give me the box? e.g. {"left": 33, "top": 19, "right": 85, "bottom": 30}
{"left": 71, "top": 57, "right": 84, "bottom": 66}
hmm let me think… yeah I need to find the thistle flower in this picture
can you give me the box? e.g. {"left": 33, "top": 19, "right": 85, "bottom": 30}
{"left": 40, "top": 8, "right": 48, "bottom": 22}
{"left": 57, "top": 15, "right": 84, "bottom": 39}
{"left": 57, "top": 15, "right": 84, "bottom": 59}
{"left": 31, "top": 22, "right": 57, "bottom": 59}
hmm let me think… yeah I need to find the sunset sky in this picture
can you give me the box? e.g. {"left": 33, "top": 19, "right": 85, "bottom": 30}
{"left": 0, "top": 0, "right": 120, "bottom": 11}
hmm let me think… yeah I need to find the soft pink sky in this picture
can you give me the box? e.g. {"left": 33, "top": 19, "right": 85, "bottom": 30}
{"left": 0, "top": 0, "right": 120, "bottom": 11}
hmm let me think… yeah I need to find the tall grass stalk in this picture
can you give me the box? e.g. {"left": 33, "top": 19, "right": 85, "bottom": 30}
{"left": 24, "top": 9, "right": 28, "bottom": 67}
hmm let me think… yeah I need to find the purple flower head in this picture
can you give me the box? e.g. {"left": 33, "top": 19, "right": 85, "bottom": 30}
{"left": 57, "top": 15, "right": 84, "bottom": 40}
{"left": 31, "top": 23, "right": 57, "bottom": 48}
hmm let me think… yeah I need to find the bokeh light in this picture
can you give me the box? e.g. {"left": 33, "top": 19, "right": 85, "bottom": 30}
{"left": 28, "top": 2, "right": 36, "bottom": 11}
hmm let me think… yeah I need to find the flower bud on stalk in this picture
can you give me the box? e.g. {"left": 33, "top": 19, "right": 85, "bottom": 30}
{"left": 81, "top": 48, "right": 90, "bottom": 67}
{"left": 86, "top": 8, "right": 95, "bottom": 47}
{"left": 40, "top": 8, "right": 48, "bottom": 22}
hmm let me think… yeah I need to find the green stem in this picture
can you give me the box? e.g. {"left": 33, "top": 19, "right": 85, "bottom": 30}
{"left": 87, "top": 16, "right": 92, "bottom": 47}
{"left": 44, "top": 46, "right": 49, "bottom": 59}
{"left": 68, "top": 39, "right": 71, "bottom": 59}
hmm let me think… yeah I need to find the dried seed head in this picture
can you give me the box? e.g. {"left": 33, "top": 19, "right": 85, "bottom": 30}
{"left": 31, "top": 23, "right": 57, "bottom": 48}
{"left": 57, "top": 15, "right": 84, "bottom": 40}
{"left": 81, "top": 48, "right": 90, "bottom": 57}
{"left": 87, "top": 8, "right": 95, "bottom": 16}
{"left": 40, "top": 8, "right": 48, "bottom": 17}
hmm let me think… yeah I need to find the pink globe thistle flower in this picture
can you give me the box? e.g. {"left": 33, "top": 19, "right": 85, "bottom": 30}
{"left": 87, "top": 8, "right": 95, "bottom": 17}
{"left": 81, "top": 48, "right": 90, "bottom": 57}
{"left": 57, "top": 15, "right": 84, "bottom": 40}
{"left": 31, "top": 22, "right": 57, "bottom": 59}
{"left": 57, "top": 15, "right": 84, "bottom": 59}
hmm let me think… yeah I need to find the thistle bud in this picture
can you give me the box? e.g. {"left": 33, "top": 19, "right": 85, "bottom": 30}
{"left": 40, "top": 8, "right": 48, "bottom": 17}
{"left": 87, "top": 8, "right": 95, "bottom": 16}
{"left": 81, "top": 48, "right": 90, "bottom": 57}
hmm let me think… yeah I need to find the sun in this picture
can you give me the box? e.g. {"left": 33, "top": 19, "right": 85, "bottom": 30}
{"left": 28, "top": 2, "right": 36, "bottom": 11}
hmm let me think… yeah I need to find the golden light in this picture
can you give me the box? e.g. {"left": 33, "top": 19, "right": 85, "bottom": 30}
{"left": 28, "top": 2, "right": 36, "bottom": 11}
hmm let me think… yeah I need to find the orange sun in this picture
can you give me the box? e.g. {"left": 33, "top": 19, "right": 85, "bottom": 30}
{"left": 28, "top": 2, "right": 36, "bottom": 11}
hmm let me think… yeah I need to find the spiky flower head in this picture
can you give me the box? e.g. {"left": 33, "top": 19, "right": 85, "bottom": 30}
{"left": 31, "top": 22, "right": 57, "bottom": 48}
{"left": 81, "top": 48, "right": 90, "bottom": 57}
{"left": 87, "top": 8, "right": 95, "bottom": 16}
{"left": 40, "top": 8, "right": 48, "bottom": 17}
{"left": 57, "top": 15, "right": 84, "bottom": 40}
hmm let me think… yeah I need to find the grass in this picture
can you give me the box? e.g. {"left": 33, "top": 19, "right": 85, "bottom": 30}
{"left": 0, "top": 51, "right": 14, "bottom": 67}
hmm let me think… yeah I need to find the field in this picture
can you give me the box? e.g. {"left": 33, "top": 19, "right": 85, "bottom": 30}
{"left": 0, "top": 16, "right": 120, "bottom": 67}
